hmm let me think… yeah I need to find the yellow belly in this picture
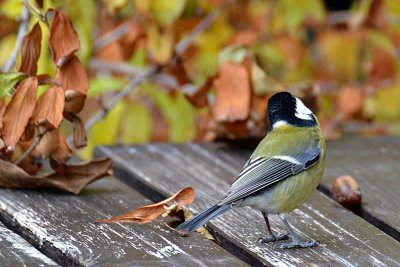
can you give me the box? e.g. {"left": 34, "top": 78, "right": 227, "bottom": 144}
{"left": 272, "top": 159, "right": 325, "bottom": 213}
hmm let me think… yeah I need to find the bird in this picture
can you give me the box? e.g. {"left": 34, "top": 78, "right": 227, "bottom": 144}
{"left": 176, "top": 91, "right": 326, "bottom": 249}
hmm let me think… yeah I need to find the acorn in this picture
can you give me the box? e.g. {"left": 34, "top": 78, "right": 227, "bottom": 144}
{"left": 332, "top": 175, "right": 362, "bottom": 212}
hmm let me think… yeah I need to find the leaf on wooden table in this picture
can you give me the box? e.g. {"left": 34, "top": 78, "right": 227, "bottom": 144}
{"left": 49, "top": 9, "right": 81, "bottom": 67}
{"left": 0, "top": 72, "right": 27, "bottom": 98}
{"left": 212, "top": 62, "right": 250, "bottom": 122}
{"left": 57, "top": 55, "right": 89, "bottom": 95}
{"left": 96, "top": 187, "right": 195, "bottom": 224}
{"left": 31, "top": 86, "right": 64, "bottom": 130}
{"left": 52, "top": 132, "right": 72, "bottom": 163}
{"left": 19, "top": 23, "right": 42, "bottom": 76}
{"left": 2, "top": 77, "right": 38, "bottom": 149}
{"left": 64, "top": 111, "right": 87, "bottom": 149}
{"left": 0, "top": 157, "right": 112, "bottom": 195}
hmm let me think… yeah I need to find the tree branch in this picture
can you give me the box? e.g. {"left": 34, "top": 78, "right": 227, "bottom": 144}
{"left": 1, "top": 1, "right": 30, "bottom": 72}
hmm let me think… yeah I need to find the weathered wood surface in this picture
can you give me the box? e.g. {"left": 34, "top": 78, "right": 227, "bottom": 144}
{"left": 323, "top": 136, "right": 400, "bottom": 239}
{"left": 0, "top": 177, "right": 245, "bottom": 267}
{"left": 0, "top": 222, "right": 58, "bottom": 267}
{"left": 97, "top": 143, "right": 400, "bottom": 267}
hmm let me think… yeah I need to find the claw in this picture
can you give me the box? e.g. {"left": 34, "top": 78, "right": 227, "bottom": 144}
{"left": 279, "top": 240, "right": 318, "bottom": 249}
{"left": 258, "top": 233, "right": 289, "bottom": 244}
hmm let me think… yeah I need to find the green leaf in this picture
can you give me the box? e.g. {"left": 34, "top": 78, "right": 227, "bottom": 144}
{"left": 367, "top": 30, "right": 396, "bottom": 54}
{"left": 120, "top": 101, "right": 152, "bottom": 143}
{"left": 0, "top": 72, "right": 27, "bottom": 98}
{"left": 251, "top": 61, "right": 283, "bottom": 95}
{"left": 88, "top": 76, "right": 127, "bottom": 97}
{"left": 150, "top": 0, "right": 186, "bottom": 26}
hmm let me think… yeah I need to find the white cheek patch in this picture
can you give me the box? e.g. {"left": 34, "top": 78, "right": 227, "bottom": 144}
{"left": 295, "top": 98, "right": 313, "bottom": 120}
{"left": 272, "top": 120, "right": 289, "bottom": 129}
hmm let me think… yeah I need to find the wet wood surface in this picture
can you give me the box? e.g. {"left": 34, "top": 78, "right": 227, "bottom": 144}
{"left": 0, "top": 222, "right": 58, "bottom": 267}
{"left": 0, "top": 177, "right": 244, "bottom": 266}
{"left": 323, "top": 136, "right": 400, "bottom": 241}
{"left": 97, "top": 142, "right": 400, "bottom": 267}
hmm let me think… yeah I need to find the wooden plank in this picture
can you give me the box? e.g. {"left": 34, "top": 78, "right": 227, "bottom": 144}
{"left": 97, "top": 143, "right": 400, "bottom": 267}
{"left": 0, "top": 177, "right": 246, "bottom": 266}
{"left": 322, "top": 136, "right": 400, "bottom": 240}
{"left": 0, "top": 221, "right": 58, "bottom": 266}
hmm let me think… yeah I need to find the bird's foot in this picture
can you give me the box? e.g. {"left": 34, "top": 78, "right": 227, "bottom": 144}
{"left": 279, "top": 240, "right": 318, "bottom": 249}
{"left": 258, "top": 233, "right": 289, "bottom": 244}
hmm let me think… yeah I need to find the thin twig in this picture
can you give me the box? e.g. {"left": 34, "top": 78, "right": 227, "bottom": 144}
{"left": 1, "top": 1, "right": 30, "bottom": 72}
{"left": 15, "top": 130, "right": 47, "bottom": 165}
{"left": 66, "top": 2, "right": 227, "bottom": 147}
{"left": 94, "top": 21, "right": 130, "bottom": 52}
{"left": 89, "top": 59, "right": 144, "bottom": 76}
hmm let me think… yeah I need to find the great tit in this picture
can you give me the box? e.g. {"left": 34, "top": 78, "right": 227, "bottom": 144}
{"left": 176, "top": 91, "right": 326, "bottom": 249}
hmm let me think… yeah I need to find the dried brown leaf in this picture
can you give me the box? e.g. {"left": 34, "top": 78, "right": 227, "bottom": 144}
{"left": 97, "top": 187, "right": 195, "bottom": 224}
{"left": 337, "top": 86, "right": 364, "bottom": 121}
{"left": 20, "top": 23, "right": 42, "bottom": 76}
{"left": 184, "top": 76, "right": 213, "bottom": 108}
{"left": 32, "top": 130, "right": 59, "bottom": 158}
{"left": 31, "top": 86, "right": 64, "bottom": 130}
{"left": 57, "top": 55, "right": 89, "bottom": 95}
{"left": 212, "top": 62, "right": 250, "bottom": 122}
{"left": 49, "top": 9, "right": 81, "bottom": 67}
{"left": 2, "top": 77, "right": 38, "bottom": 148}
{"left": 64, "top": 111, "right": 87, "bottom": 149}
{"left": 64, "top": 89, "right": 87, "bottom": 114}
{"left": 0, "top": 157, "right": 112, "bottom": 195}
{"left": 52, "top": 132, "right": 72, "bottom": 163}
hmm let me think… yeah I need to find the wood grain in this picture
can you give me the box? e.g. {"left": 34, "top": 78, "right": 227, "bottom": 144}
{"left": 323, "top": 136, "right": 400, "bottom": 240}
{"left": 0, "top": 177, "right": 245, "bottom": 266}
{"left": 0, "top": 222, "right": 57, "bottom": 266}
{"left": 97, "top": 143, "right": 400, "bottom": 267}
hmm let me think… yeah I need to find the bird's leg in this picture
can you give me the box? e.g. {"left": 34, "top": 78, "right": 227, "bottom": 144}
{"left": 258, "top": 212, "right": 288, "bottom": 243}
{"left": 277, "top": 213, "right": 318, "bottom": 249}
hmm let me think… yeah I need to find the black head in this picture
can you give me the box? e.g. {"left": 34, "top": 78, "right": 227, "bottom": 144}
{"left": 267, "top": 92, "right": 317, "bottom": 131}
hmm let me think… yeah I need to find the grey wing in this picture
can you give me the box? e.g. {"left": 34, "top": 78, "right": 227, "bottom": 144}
{"left": 219, "top": 147, "right": 321, "bottom": 206}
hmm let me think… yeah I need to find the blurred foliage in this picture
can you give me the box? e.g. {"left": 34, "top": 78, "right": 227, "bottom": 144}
{"left": 2, "top": 0, "right": 400, "bottom": 160}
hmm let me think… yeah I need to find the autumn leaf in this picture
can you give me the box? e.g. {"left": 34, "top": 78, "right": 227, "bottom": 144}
{"left": 31, "top": 86, "right": 64, "bottom": 130}
{"left": 32, "top": 130, "right": 60, "bottom": 158}
{"left": 49, "top": 9, "right": 81, "bottom": 67}
{"left": 184, "top": 76, "right": 213, "bottom": 107}
{"left": 64, "top": 111, "right": 87, "bottom": 149}
{"left": 97, "top": 187, "right": 195, "bottom": 224}
{"left": 2, "top": 77, "right": 38, "bottom": 149}
{"left": 212, "top": 62, "right": 250, "bottom": 122}
{"left": 64, "top": 89, "right": 87, "bottom": 114}
{"left": 337, "top": 86, "right": 364, "bottom": 121}
{"left": 57, "top": 55, "right": 89, "bottom": 95}
{"left": 52, "top": 132, "right": 72, "bottom": 163}
{"left": 19, "top": 23, "right": 42, "bottom": 76}
{"left": 0, "top": 157, "right": 112, "bottom": 195}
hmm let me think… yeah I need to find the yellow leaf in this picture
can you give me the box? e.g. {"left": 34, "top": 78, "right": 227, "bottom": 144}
{"left": 150, "top": 0, "right": 186, "bottom": 27}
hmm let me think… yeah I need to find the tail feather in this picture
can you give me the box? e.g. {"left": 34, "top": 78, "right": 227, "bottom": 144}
{"left": 176, "top": 204, "right": 231, "bottom": 234}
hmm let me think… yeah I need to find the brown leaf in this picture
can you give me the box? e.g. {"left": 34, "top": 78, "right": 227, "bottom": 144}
{"left": 52, "top": 132, "right": 72, "bottom": 163}
{"left": 0, "top": 157, "right": 112, "bottom": 195}
{"left": 19, "top": 23, "right": 42, "bottom": 76}
{"left": 17, "top": 156, "right": 42, "bottom": 175}
{"left": 184, "top": 76, "right": 213, "bottom": 107}
{"left": 64, "top": 89, "right": 87, "bottom": 114}
{"left": 64, "top": 111, "right": 87, "bottom": 149}
{"left": 97, "top": 187, "right": 195, "bottom": 224}
{"left": 31, "top": 86, "right": 64, "bottom": 130}
{"left": 337, "top": 86, "right": 364, "bottom": 121}
{"left": 367, "top": 48, "right": 395, "bottom": 83}
{"left": 365, "top": 0, "right": 387, "bottom": 29}
{"left": 32, "top": 130, "right": 60, "bottom": 158}
{"left": 49, "top": 9, "right": 81, "bottom": 67}
{"left": 57, "top": 55, "right": 89, "bottom": 95}
{"left": 212, "top": 62, "right": 250, "bottom": 122}
{"left": 2, "top": 77, "right": 38, "bottom": 148}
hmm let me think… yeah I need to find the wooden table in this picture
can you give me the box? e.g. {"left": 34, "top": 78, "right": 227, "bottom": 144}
{"left": 1, "top": 136, "right": 399, "bottom": 266}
